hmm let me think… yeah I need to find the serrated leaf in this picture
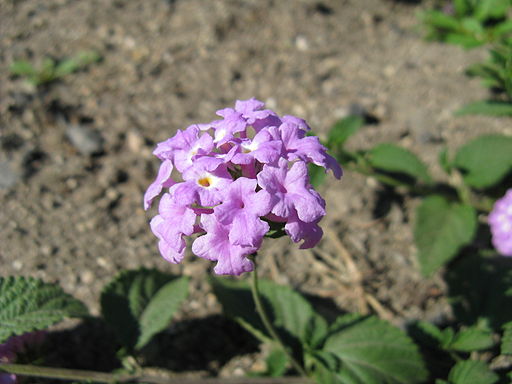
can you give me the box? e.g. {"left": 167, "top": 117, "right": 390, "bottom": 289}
{"left": 0, "top": 276, "right": 88, "bottom": 343}
{"left": 211, "top": 277, "right": 322, "bottom": 350}
{"left": 453, "top": 134, "right": 512, "bottom": 188}
{"left": 502, "top": 321, "right": 512, "bottom": 354}
{"left": 327, "top": 116, "right": 364, "bottom": 148}
{"left": 445, "top": 326, "right": 495, "bottom": 352}
{"left": 414, "top": 196, "right": 477, "bottom": 276}
{"left": 101, "top": 269, "right": 188, "bottom": 351}
{"left": 368, "top": 143, "right": 432, "bottom": 183}
{"left": 456, "top": 101, "right": 512, "bottom": 116}
{"left": 323, "top": 314, "right": 427, "bottom": 384}
{"left": 448, "top": 360, "right": 498, "bottom": 384}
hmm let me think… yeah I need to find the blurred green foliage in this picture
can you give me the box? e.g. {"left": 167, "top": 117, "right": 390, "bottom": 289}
{"left": 9, "top": 50, "right": 101, "bottom": 87}
{"left": 419, "top": 0, "right": 512, "bottom": 48}
{"left": 457, "top": 40, "right": 512, "bottom": 115}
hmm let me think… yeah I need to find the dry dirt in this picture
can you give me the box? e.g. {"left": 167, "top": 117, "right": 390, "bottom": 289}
{"left": 1, "top": 0, "right": 511, "bottom": 377}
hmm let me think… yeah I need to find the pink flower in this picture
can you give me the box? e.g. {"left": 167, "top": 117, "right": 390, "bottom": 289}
{"left": 144, "top": 99, "right": 341, "bottom": 275}
{"left": 489, "top": 189, "right": 512, "bottom": 256}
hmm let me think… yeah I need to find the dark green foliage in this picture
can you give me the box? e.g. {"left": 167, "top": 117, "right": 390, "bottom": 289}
{"left": 414, "top": 196, "right": 477, "bottom": 276}
{"left": 502, "top": 321, "right": 512, "bottom": 354}
{"left": 446, "top": 254, "right": 512, "bottom": 329}
{"left": 447, "top": 360, "right": 499, "bottom": 384}
{"left": 0, "top": 276, "right": 88, "bottom": 343}
{"left": 100, "top": 268, "right": 189, "bottom": 351}
{"left": 212, "top": 278, "right": 426, "bottom": 383}
{"left": 323, "top": 314, "right": 428, "bottom": 384}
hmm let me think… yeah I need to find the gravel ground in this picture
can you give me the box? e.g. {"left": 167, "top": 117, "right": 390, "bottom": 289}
{"left": 1, "top": 0, "right": 511, "bottom": 377}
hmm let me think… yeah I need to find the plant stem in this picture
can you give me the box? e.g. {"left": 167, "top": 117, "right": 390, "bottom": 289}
{"left": 0, "top": 363, "right": 312, "bottom": 384}
{"left": 249, "top": 256, "right": 309, "bottom": 378}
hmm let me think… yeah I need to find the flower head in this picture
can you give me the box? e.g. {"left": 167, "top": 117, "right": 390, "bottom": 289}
{"left": 144, "top": 98, "right": 341, "bottom": 275}
{"left": 489, "top": 189, "right": 512, "bottom": 257}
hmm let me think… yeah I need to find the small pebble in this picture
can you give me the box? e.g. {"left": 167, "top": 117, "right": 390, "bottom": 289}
{"left": 0, "top": 161, "right": 20, "bottom": 189}
{"left": 66, "top": 124, "right": 104, "bottom": 156}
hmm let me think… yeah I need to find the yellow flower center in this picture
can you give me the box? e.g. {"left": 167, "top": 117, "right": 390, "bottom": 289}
{"left": 198, "top": 177, "right": 211, "bottom": 187}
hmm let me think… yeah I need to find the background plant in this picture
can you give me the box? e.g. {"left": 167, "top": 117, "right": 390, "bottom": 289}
{"left": 419, "top": 0, "right": 512, "bottom": 48}
{"left": 456, "top": 40, "right": 512, "bottom": 116}
{"left": 9, "top": 50, "right": 101, "bottom": 87}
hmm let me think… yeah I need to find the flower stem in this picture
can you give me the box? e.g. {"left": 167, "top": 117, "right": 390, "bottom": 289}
{"left": 0, "top": 363, "right": 311, "bottom": 383}
{"left": 249, "top": 256, "right": 309, "bottom": 378}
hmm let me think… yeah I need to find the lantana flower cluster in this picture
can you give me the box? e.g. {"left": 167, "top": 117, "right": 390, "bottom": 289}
{"left": 144, "top": 98, "right": 341, "bottom": 275}
{"left": 489, "top": 188, "right": 512, "bottom": 257}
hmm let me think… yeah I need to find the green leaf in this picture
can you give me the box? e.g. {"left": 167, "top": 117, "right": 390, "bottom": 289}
{"left": 310, "top": 351, "right": 344, "bottom": 384}
{"left": 448, "top": 360, "right": 499, "bottom": 384}
{"left": 211, "top": 277, "right": 323, "bottom": 350}
{"left": 421, "top": 10, "right": 460, "bottom": 30}
{"left": 309, "top": 163, "right": 327, "bottom": 188}
{"left": 414, "top": 196, "right": 477, "bottom": 276}
{"left": 456, "top": 101, "right": 512, "bottom": 116}
{"left": 461, "top": 17, "right": 484, "bottom": 36}
{"left": 445, "top": 33, "right": 483, "bottom": 48}
{"left": 265, "top": 348, "right": 288, "bottom": 377}
{"left": 323, "top": 314, "right": 427, "bottom": 384}
{"left": 502, "top": 321, "right": 512, "bottom": 355}
{"left": 474, "top": 0, "right": 510, "bottom": 21}
{"left": 453, "top": 0, "right": 470, "bottom": 16}
{"left": 438, "top": 147, "right": 452, "bottom": 174}
{"left": 9, "top": 60, "right": 36, "bottom": 76}
{"left": 368, "top": 143, "right": 432, "bottom": 183}
{"left": 327, "top": 116, "right": 364, "bottom": 148}
{"left": 101, "top": 269, "right": 188, "bottom": 351}
{"left": 55, "top": 59, "right": 80, "bottom": 77}
{"left": 0, "top": 276, "right": 88, "bottom": 343}
{"left": 445, "top": 326, "right": 495, "bottom": 352}
{"left": 453, "top": 134, "right": 512, "bottom": 188}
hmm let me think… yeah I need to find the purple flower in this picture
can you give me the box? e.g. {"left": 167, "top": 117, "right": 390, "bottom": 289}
{"left": 274, "top": 121, "right": 342, "bottom": 179}
{"left": 214, "top": 178, "right": 274, "bottom": 247}
{"left": 192, "top": 215, "right": 255, "bottom": 275}
{"left": 149, "top": 193, "right": 198, "bottom": 263}
{"left": 230, "top": 129, "right": 282, "bottom": 166}
{"left": 171, "top": 158, "right": 233, "bottom": 206}
{"left": 257, "top": 160, "right": 326, "bottom": 223}
{"left": 144, "top": 160, "right": 175, "bottom": 210}
{"left": 489, "top": 189, "right": 512, "bottom": 257}
{"left": 285, "top": 212, "right": 324, "bottom": 249}
{"left": 145, "top": 98, "right": 341, "bottom": 275}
